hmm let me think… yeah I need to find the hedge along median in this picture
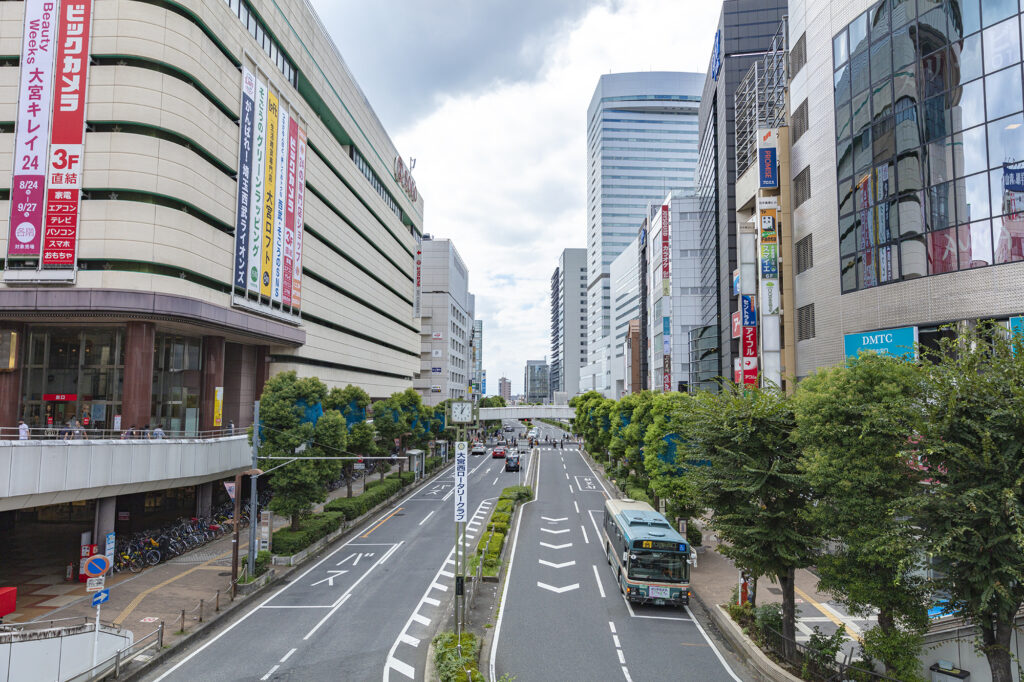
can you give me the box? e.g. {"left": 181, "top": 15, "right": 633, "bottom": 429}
{"left": 471, "top": 485, "right": 532, "bottom": 577}
{"left": 272, "top": 456, "right": 446, "bottom": 557}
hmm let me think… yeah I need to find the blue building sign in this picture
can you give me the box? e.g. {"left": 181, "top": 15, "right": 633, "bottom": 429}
{"left": 711, "top": 31, "right": 722, "bottom": 82}
{"left": 758, "top": 148, "right": 778, "bottom": 188}
{"left": 843, "top": 326, "right": 918, "bottom": 360}
{"left": 740, "top": 295, "right": 756, "bottom": 326}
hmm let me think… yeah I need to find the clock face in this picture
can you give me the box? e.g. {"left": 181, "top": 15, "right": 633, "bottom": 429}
{"left": 452, "top": 402, "right": 472, "bottom": 423}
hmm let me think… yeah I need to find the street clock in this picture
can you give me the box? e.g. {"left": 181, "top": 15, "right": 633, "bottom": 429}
{"left": 450, "top": 401, "right": 474, "bottom": 423}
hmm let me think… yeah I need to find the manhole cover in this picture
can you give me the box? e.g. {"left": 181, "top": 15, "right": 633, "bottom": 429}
{"left": 218, "top": 572, "right": 232, "bottom": 576}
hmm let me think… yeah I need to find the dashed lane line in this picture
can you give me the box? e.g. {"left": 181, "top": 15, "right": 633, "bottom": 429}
{"left": 593, "top": 565, "right": 606, "bottom": 598}
{"left": 260, "top": 664, "right": 279, "bottom": 680}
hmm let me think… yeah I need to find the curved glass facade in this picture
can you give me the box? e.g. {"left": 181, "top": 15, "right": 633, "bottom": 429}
{"left": 833, "top": 0, "right": 1024, "bottom": 292}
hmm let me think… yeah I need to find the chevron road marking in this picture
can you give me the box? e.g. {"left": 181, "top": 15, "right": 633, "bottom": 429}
{"left": 538, "top": 559, "right": 575, "bottom": 568}
{"left": 539, "top": 542, "right": 572, "bottom": 549}
{"left": 537, "top": 582, "right": 579, "bottom": 594}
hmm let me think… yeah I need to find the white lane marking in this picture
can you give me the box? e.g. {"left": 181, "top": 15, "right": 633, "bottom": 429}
{"left": 613, "top": 634, "right": 621, "bottom": 648}
{"left": 439, "top": 570, "right": 455, "bottom": 578}
{"left": 260, "top": 605, "right": 331, "bottom": 609}
{"left": 581, "top": 525, "right": 589, "bottom": 544}
{"left": 578, "top": 450, "right": 613, "bottom": 498}
{"left": 537, "top": 582, "right": 579, "bottom": 594}
{"left": 622, "top": 666, "right": 633, "bottom": 682}
{"left": 423, "top": 597, "right": 440, "bottom": 606}
{"left": 538, "top": 559, "right": 575, "bottom": 568}
{"left": 412, "top": 613, "right": 431, "bottom": 625}
{"left": 608, "top": 621, "right": 616, "bottom": 634}
{"left": 593, "top": 565, "right": 606, "bottom": 598}
{"left": 280, "top": 648, "right": 297, "bottom": 662}
{"left": 386, "top": 657, "right": 415, "bottom": 679}
{"left": 573, "top": 501, "right": 580, "bottom": 514}
{"left": 617, "top": 649, "right": 625, "bottom": 664}
{"left": 377, "top": 542, "right": 404, "bottom": 566}
{"left": 153, "top": 479, "right": 434, "bottom": 682}
{"left": 431, "top": 582, "right": 449, "bottom": 592}
{"left": 336, "top": 553, "right": 356, "bottom": 566}
{"left": 260, "top": 665, "right": 279, "bottom": 680}
{"left": 493, "top": 476, "right": 499, "bottom": 486}
{"left": 541, "top": 516, "right": 568, "bottom": 522}
{"left": 399, "top": 633, "right": 420, "bottom": 647}
{"left": 352, "top": 553, "right": 363, "bottom": 566}
{"left": 490, "top": 442, "right": 540, "bottom": 682}
{"left": 311, "top": 570, "right": 348, "bottom": 587}
{"left": 540, "top": 527, "right": 570, "bottom": 534}
{"left": 539, "top": 542, "right": 572, "bottom": 549}
{"left": 629, "top": 614, "right": 693, "bottom": 621}
{"left": 685, "top": 605, "right": 744, "bottom": 681}
{"left": 565, "top": 472, "right": 569, "bottom": 479}
{"left": 303, "top": 594, "right": 351, "bottom": 640}
{"left": 569, "top": 485, "right": 574, "bottom": 494}
{"left": 418, "top": 510, "right": 435, "bottom": 526}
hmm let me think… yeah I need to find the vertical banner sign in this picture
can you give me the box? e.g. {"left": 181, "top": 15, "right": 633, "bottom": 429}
{"left": 260, "top": 91, "right": 278, "bottom": 298}
{"left": 248, "top": 79, "right": 268, "bottom": 295}
{"left": 44, "top": 0, "right": 93, "bottom": 267}
{"left": 759, "top": 208, "right": 779, "bottom": 278}
{"left": 454, "top": 441, "right": 468, "bottom": 522}
{"left": 8, "top": 0, "right": 58, "bottom": 259}
{"left": 233, "top": 68, "right": 256, "bottom": 290}
{"left": 271, "top": 108, "right": 288, "bottom": 303}
{"left": 662, "top": 316, "right": 671, "bottom": 392}
{"left": 742, "top": 357, "right": 759, "bottom": 385}
{"left": 292, "top": 127, "right": 306, "bottom": 309}
{"left": 660, "top": 205, "right": 670, "bottom": 295}
{"left": 742, "top": 326, "right": 758, "bottom": 358}
{"left": 758, "top": 147, "right": 778, "bottom": 188}
{"left": 282, "top": 116, "right": 298, "bottom": 307}
{"left": 213, "top": 386, "right": 223, "bottom": 427}
{"left": 741, "top": 295, "right": 756, "bottom": 326}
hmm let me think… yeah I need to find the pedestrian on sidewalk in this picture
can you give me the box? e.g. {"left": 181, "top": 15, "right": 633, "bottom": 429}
{"left": 18, "top": 419, "right": 29, "bottom": 440}
{"left": 73, "top": 418, "right": 85, "bottom": 439}
{"left": 150, "top": 423, "right": 166, "bottom": 440}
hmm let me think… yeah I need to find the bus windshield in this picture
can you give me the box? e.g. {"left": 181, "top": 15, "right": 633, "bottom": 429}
{"left": 628, "top": 550, "right": 689, "bottom": 583}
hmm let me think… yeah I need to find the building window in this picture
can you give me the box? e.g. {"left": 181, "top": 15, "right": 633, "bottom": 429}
{"left": 350, "top": 148, "right": 403, "bottom": 221}
{"left": 792, "top": 99, "right": 809, "bottom": 143}
{"left": 793, "top": 166, "right": 811, "bottom": 208}
{"left": 224, "top": 0, "right": 297, "bottom": 88}
{"left": 796, "top": 304, "right": 816, "bottom": 341}
{"left": 791, "top": 33, "right": 807, "bottom": 77}
{"left": 795, "top": 234, "right": 814, "bottom": 274}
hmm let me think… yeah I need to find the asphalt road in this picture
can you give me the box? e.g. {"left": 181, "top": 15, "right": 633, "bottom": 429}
{"left": 492, "top": 422, "right": 749, "bottom": 682}
{"left": 146, "top": 423, "right": 528, "bottom": 682}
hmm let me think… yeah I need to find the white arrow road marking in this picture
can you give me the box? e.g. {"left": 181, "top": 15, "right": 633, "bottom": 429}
{"left": 311, "top": 570, "right": 348, "bottom": 587}
{"left": 351, "top": 553, "right": 364, "bottom": 566}
{"left": 541, "top": 527, "right": 570, "bottom": 534}
{"left": 540, "top": 542, "right": 573, "bottom": 549}
{"left": 541, "top": 516, "right": 568, "bottom": 522}
{"left": 336, "top": 553, "right": 356, "bottom": 566}
{"left": 539, "top": 559, "right": 575, "bottom": 568}
{"left": 537, "top": 582, "right": 580, "bottom": 594}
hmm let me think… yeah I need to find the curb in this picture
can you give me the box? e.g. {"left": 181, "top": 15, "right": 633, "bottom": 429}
{"left": 701, "top": 600, "right": 802, "bottom": 682}
{"left": 121, "top": 460, "right": 455, "bottom": 680}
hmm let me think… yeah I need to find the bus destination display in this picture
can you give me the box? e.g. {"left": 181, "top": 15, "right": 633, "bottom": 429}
{"left": 635, "top": 540, "right": 686, "bottom": 552}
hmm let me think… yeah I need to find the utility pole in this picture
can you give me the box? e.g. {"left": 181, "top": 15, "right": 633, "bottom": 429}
{"left": 248, "top": 401, "right": 260, "bottom": 576}
{"left": 230, "top": 471, "right": 241, "bottom": 588}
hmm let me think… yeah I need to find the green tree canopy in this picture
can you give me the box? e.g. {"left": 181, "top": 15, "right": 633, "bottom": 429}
{"left": 690, "top": 386, "right": 816, "bottom": 647}
{"left": 642, "top": 392, "right": 702, "bottom": 523}
{"left": 918, "top": 322, "right": 1024, "bottom": 682}
{"left": 795, "top": 353, "right": 928, "bottom": 675}
{"left": 258, "top": 372, "right": 346, "bottom": 529}
{"left": 479, "top": 396, "right": 507, "bottom": 408}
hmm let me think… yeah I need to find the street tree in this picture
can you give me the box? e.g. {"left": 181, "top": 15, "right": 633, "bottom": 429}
{"left": 371, "top": 388, "right": 423, "bottom": 473}
{"left": 794, "top": 353, "right": 929, "bottom": 676}
{"left": 642, "top": 392, "right": 702, "bottom": 527}
{"left": 917, "top": 322, "right": 1024, "bottom": 682}
{"left": 609, "top": 391, "right": 653, "bottom": 482}
{"left": 479, "top": 396, "right": 506, "bottom": 408}
{"left": 690, "top": 385, "right": 816, "bottom": 648}
{"left": 325, "top": 385, "right": 373, "bottom": 498}
{"left": 258, "top": 372, "right": 347, "bottom": 530}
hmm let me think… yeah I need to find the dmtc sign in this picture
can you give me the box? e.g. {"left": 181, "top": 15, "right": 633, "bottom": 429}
{"left": 843, "top": 326, "right": 918, "bottom": 360}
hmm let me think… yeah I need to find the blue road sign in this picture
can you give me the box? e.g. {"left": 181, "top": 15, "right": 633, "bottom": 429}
{"left": 83, "top": 554, "right": 110, "bottom": 578}
{"left": 92, "top": 589, "right": 110, "bottom": 607}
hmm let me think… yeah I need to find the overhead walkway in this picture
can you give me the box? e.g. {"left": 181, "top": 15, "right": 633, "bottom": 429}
{"left": 479, "top": 405, "right": 574, "bottom": 421}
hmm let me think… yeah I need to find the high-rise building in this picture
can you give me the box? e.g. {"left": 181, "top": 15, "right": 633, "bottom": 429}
{"left": 414, "top": 237, "right": 475, "bottom": 405}
{"left": 787, "top": 0, "right": 1024, "bottom": 374}
{"left": 524, "top": 360, "right": 550, "bottom": 404}
{"left": 697, "top": 0, "right": 790, "bottom": 388}
{"left": 498, "top": 376, "right": 512, "bottom": 401}
{"left": 470, "top": 319, "right": 483, "bottom": 401}
{"left": 582, "top": 72, "right": 704, "bottom": 396}
{"left": 550, "top": 248, "right": 587, "bottom": 400}
{"left": 609, "top": 236, "right": 640, "bottom": 398}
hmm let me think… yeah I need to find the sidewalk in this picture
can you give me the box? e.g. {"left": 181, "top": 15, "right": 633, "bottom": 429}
{"left": 5, "top": 469, "right": 390, "bottom": 651}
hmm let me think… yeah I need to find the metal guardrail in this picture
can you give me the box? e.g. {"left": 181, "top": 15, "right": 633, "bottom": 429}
{"left": 0, "top": 426, "right": 243, "bottom": 442}
{"left": 61, "top": 623, "right": 164, "bottom": 682}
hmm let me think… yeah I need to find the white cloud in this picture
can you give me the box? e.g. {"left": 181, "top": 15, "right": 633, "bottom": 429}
{"left": 389, "top": 0, "right": 720, "bottom": 395}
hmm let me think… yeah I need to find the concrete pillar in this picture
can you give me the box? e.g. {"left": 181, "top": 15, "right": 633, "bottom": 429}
{"left": 196, "top": 482, "right": 213, "bottom": 517}
{"left": 0, "top": 323, "right": 26, "bottom": 437}
{"left": 93, "top": 497, "right": 116, "bottom": 554}
{"left": 122, "top": 322, "right": 155, "bottom": 431}
{"left": 254, "top": 345, "right": 270, "bottom": 405}
{"left": 200, "top": 336, "right": 225, "bottom": 432}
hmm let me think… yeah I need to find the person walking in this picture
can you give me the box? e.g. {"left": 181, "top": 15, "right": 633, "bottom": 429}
{"left": 17, "top": 419, "right": 29, "bottom": 440}
{"left": 150, "top": 423, "right": 166, "bottom": 440}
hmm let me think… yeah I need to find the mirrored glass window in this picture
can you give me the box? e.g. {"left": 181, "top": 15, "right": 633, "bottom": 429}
{"left": 985, "top": 66, "right": 1022, "bottom": 120}
{"left": 982, "top": 0, "right": 1016, "bottom": 28}
{"left": 955, "top": 34, "right": 983, "bottom": 86}
{"left": 988, "top": 113, "right": 1024, "bottom": 168}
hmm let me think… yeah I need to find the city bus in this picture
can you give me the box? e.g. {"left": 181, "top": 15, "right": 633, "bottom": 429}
{"left": 602, "top": 498, "right": 691, "bottom": 607}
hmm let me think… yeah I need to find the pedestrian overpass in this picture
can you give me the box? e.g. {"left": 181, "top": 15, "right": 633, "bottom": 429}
{"left": 478, "top": 405, "right": 575, "bottom": 421}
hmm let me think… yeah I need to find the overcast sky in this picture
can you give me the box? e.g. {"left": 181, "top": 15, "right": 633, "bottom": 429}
{"left": 309, "top": 0, "right": 722, "bottom": 395}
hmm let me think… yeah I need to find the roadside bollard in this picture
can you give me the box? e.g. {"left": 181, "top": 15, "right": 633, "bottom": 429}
{"left": 199, "top": 599, "right": 204, "bottom": 623}
{"left": 179, "top": 609, "right": 185, "bottom": 633}
{"left": 215, "top": 590, "right": 220, "bottom": 612}
{"left": 158, "top": 622, "right": 164, "bottom": 648}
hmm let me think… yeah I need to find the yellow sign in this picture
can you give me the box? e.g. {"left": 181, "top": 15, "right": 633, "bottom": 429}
{"left": 642, "top": 540, "right": 652, "bottom": 548}
{"left": 261, "top": 91, "right": 279, "bottom": 298}
{"left": 213, "top": 386, "right": 223, "bottom": 427}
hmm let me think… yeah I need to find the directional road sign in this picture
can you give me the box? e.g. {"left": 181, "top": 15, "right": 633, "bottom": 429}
{"left": 83, "top": 554, "right": 110, "bottom": 578}
{"left": 91, "top": 589, "right": 110, "bottom": 607}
